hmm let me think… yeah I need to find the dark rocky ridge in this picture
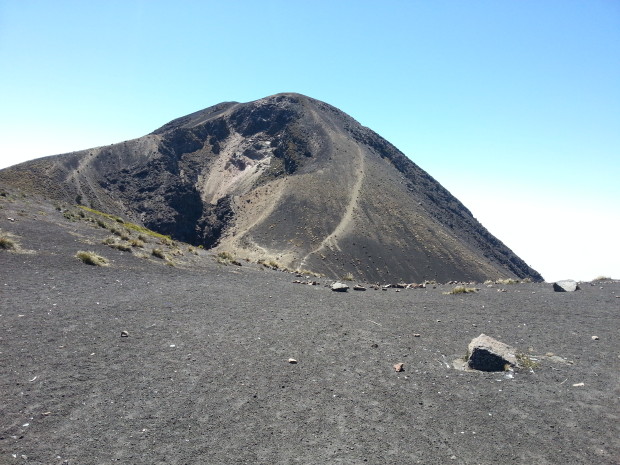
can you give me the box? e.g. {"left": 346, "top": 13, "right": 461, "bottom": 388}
{"left": 0, "top": 93, "right": 542, "bottom": 282}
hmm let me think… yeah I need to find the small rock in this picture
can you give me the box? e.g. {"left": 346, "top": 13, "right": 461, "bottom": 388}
{"left": 288, "top": 358, "right": 298, "bottom": 364}
{"left": 120, "top": 331, "right": 129, "bottom": 337}
{"left": 331, "top": 282, "right": 349, "bottom": 292}
{"left": 553, "top": 280, "right": 580, "bottom": 292}
{"left": 572, "top": 382, "right": 585, "bottom": 387}
{"left": 393, "top": 363, "right": 404, "bottom": 372}
{"left": 353, "top": 284, "right": 366, "bottom": 291}
{"left": 7, "top": 217, "right": 15, "bottom": 222}
{"left": 413, "top": 333, "right": 421, "bottom": 337}
{"left": 371, "top": 343, "right": 378, "bottom": 348}
{"left": 592, "top": 336, "right": 599, "bottom": 341}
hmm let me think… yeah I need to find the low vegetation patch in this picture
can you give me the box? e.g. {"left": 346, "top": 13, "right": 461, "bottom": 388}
{"left": 216, "top": 251, "right": 242, "bottom": 266}
{"left": 444, "top": 286, "right": 478, "bottom": 295}
{"left": 151, "top": 248, "right": 167, "bottom": 259}
{"left": 77, "top": 206, "right": 171, "bottom": 241}
{"left": 297, "top": 268, "right": 323, "bottom": 278}
{"left": 130, "top": 239, "right": 145, "bottom": 248}
{"left": 516, "top": 353, "right": 540, "bottom": 370}
{"left": 0, "top": 235, "right": 17, "bottom": 250}
{"left": 341, "top": 272, "right": 354, "bottom": 281}
{"left": 111, "top": 242, "right": 132, "bottom": 252}
{"left": 75, "top": 250, "right": 109, "bottom": 266}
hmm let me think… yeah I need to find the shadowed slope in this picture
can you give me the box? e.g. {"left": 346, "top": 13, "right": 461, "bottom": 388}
{"left": 0, "top": 93, "right": 542, "bottom": 282}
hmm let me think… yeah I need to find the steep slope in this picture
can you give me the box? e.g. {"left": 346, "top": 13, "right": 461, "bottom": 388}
{"left": 0, "top": 93, "right": 542, "bottom": 282}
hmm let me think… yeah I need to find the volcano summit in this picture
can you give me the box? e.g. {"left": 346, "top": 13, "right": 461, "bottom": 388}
{"left": 0, "top": 93, "right": 541, "bottom": 283}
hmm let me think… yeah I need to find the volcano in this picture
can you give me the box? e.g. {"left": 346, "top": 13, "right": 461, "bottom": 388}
{"left": 0, "top": 93, "right": 541, "bottom": 283}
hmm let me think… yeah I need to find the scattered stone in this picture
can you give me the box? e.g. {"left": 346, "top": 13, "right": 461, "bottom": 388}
{"left": 553, "top": 280, "right": 580, "bottom": 292}
{"left": 371, "top": 343, "right": 378, "bottom": 348}
{"left": 572, "top": 382, "right": 585, "bottom": 387}
{"left": 293, "top": 280, "right": 320, "bottom": 285}
{"left": 288, "top": 358, "right": 298, "bottom": 364}
{"left": 120, "top": 331, "right": 129, "bottom": 337}
{"left": 467, "top": 334, "right": 517, "bottom": 372}
{"left": 331, "top": 282, "right": 349, "bottom": 292}
{"left": 592, "top": 336, "right": 599, "bottom": 341}
{"left": 393, "top": 363, "right": 404, "bottom": 372}
{"left": 353, "top": 284, "right": 366, "bottom": 291}
{"left": 7, "top": 217, "right": 15, "bottom": 222}
{"left": 413, "top": 333, "right": 421, "bottom": 337}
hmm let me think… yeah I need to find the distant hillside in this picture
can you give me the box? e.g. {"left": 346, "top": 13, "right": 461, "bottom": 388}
{"left": 0, "top": 93, "right": 542, "bottom": 283}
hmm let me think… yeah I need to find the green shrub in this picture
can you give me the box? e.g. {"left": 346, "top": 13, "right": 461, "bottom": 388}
{"left": 75, "top": 250, "right": 109, "bottom": 266}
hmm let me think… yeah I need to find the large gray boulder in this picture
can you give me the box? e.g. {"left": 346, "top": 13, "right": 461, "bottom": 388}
{"left": 468, "top": 334, "right": 517, "bottom": 372}
{"left": 553, "top": 280, "right": 580, "bottom": 292}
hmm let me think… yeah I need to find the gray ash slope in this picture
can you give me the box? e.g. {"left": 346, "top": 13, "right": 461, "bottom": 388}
{"left": 0, "top": 93, "right": 541, "bottom": 283}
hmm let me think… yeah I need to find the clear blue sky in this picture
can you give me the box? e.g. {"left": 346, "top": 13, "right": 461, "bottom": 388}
{"left": 1, "top": 1, "right": 619, "bottom": 281}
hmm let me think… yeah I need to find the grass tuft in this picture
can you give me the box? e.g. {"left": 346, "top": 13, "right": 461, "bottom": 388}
{"left": 216, "top": 251, "right": 242, "bottom": 266}
{"left": 444, "top": 286, "right": 478, "bottom": 295}
{"left": 75, "top": 250, "right": 109, "bottom": 266}
{"left": 0, "top": 236, "right": 17, "bottom": 250}
{"left": 297, "top": 268, "right": 323, "bottom": 278}
{"left": 151, "top": 248, "right": 166, "bottom": 259}
{"left": 516, "top": 353, "right": 540, "bottom": 370}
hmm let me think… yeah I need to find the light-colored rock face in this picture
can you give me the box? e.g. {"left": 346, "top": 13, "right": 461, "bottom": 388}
{"left": 200, "top": 133, "right": 274, "bottom": 205}
{"left": 553, "top": 280, "right": 580, "bottom": 292}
